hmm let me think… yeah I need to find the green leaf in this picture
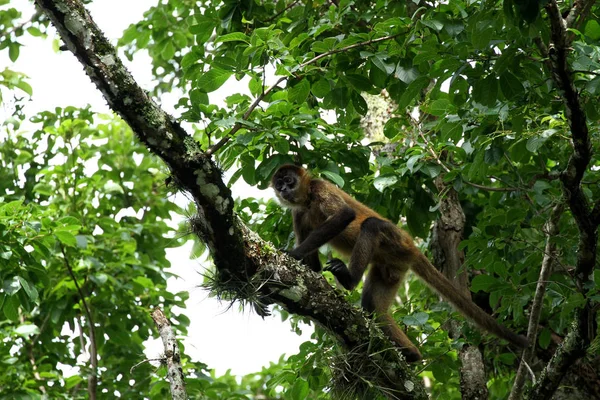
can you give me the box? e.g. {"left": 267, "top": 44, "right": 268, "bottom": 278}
{"left": 383, "top": 118, "right": 403, "bottom": 139}
{"left": 345, "top": 74, "right": 372, "bottom": 91}
{"left": 290, "top": 378, "right": 309, "bottom": 400}
{"left": 65, "top": 375, "right": 84, "bottom": 390}
{"left": 351, "top": 91, "right": 368, "bottom": 115}
{"left": 470, "top": 274, "right": 498, "bottom": 293}
{"left": 398, "top": 76, "right": 429, "bottom": 109}
{"left": 191, "top": 16, "right": 215, "bottom": 44}
{"left": 538, "top": 327, "right": 551, "bottom": 349}
{"left": 103, "top": 181, "right": 124, "bottom": 194}
{"left": 15, "top": 324, "right": 40, "bottom": 337}
{"left": 216, "top": 32, "right": 250, "bottom": 43}
{"left": 403, "top": 312, "right": 429, "bottom": 326}
{"left": 161, "top": 41, "right": 176, "bottom": 61}
{"left": 9, "top": 43, "right": 19, "bottom": 62}
{"left": 395, "top": 64, "right": 418, "bottom": 84}
{"left": 373, "top": 176, "right": 397, "bottom": 192}
{"left": 428, "top": 99, "right": 451, "bottom": 116}
{"left": 16, "top": 80, "right": 33, "bottom": 96}
{"left": 431, "top": 362, "right": 452, "bottom": 382}
{"left": 372, "top": 54, "right": 395, "bottom": 75}
{"left": 288, "top": 79, "right": 310, "bottom": 104}
{"left": 196, "top": 68, "right": 233, "bottom": 93}
{"left": 27, "top": 26, "right": 44, "bottom": 37}
{"left": 3, "top": 295, "right": 19, "bottom": 322}
{"left": 321, "top": 171, "right": 344, "bottom": 187}
{"left": 472, "top": 74, "right": 498, "bottom": 107}
{"left": 17, "top": 277, "right": 38, "bottom": 302}
{"left": 526, "top": 129, "right": 556, "bottom": 152}
{"left": 584, "top": 20, "right": 600, "bottom": 40}
{"left": 3, "top": 277, "right": 21, "bottom": 295}
{"left": 499, "top": 72, "right": 524, "bottom": 100}
{"left": 311, "top": 78, "right": 330, "bottom": 98}
{"left": 421, "top": 19, "right": 444, "bottom": 31}
{"left": 55, "top": 231, "right": 77, "bottom": 247}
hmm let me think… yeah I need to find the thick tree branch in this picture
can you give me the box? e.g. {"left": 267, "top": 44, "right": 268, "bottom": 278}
{"left": 151, "top": 309, "right": 187, "bottom": 400}
{"left": 528, "top": 2, "right": 599, "bottom": 398}
{"left": 36, "top": 1, "right": 427, "bottom": 397}
{"left": 509, "top": 204, "right": 563, "bottom": 400}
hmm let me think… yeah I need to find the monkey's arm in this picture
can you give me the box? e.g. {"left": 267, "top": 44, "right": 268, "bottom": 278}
{"left": 292, "top": 209, "right": 322, "bottom": 272}
{"left": 289, "top": 206, "right": 356, "bottom": 260}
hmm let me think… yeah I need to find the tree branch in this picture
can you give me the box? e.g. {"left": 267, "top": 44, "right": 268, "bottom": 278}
{"left": 565, "top": 0, "right": 596, "bottom": 31}
{"left": 509, "top": 204, "right": 563, "bottom": 400}
{"left": 151, "top": 309, "right": 187, "bottom": 400}
{"left": 61, "top": 245, "right": 97, "bottom": 400}
{"left": 527, "top": 2, "right": 599, "bottom": 398}
{"left": 36, "top": 1, "right": 428, "bottom": 397}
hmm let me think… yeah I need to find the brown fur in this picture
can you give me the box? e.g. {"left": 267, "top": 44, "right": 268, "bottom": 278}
{"left": 272, "top": 165, "right": 527, "bottom": 361}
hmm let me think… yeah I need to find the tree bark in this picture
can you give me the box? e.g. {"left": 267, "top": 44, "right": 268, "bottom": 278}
{"left": 151, "top": 309, "right": 187, "bottom": 400}
{"left": 431, "top": 176, "right": 489, "bottom": 400}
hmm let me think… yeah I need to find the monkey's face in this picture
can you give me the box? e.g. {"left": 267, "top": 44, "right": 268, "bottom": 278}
{"left": 272, "top": 169, "right": 303, "bottom": 207}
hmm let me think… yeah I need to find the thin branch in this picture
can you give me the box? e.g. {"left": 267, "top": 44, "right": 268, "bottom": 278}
{"left": 130, "top": 358, "right": 165, "bottom": 374}
{"left": 61, "top": 245, "right": 97, "bottom": 400}
{"left": 463, "top": 181, "right": 520, "bottom": 192}
{"left": 206, "top": 76, "right": 286, "bottom": 155}
{"left": 206, "top": 33, "right": 404, "bottom": 155}
{"left": 151, "top": 309, "right": 187, "bottom": 400}
{"left": 0, "top": 10, "right": 42, "bottom": 42}
{"left": 298, "top": 33, "right": 403, "bottom": 69}
{"left": 509, "top": 204, "right": 563, "bottom": 400}
{"left": 566, "top": 0, "right": 596, "bottom": 31}
{"left": 418, "top": 130, "right": 521, "bottom": 193}
{"left": 261, "top": 0, "right": 301, "bottom": 23}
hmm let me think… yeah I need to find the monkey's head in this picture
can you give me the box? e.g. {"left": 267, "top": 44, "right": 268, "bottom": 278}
{"left": 271, "top": 165, "right": 310, "bottom": 208}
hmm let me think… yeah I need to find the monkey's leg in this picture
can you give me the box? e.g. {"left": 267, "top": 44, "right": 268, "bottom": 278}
{"left": 362, "top": 266, "right": 422, "bottom": 362}
{"left": 325, "top": 217, "right": 383, "bottom": 290}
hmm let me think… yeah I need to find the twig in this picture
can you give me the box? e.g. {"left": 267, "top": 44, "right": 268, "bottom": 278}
{"left": 130, "top": 357, "right": 166, "bottom": 374}
{"left": 150, "top": 309, "right": 188, "bottom": 400}
{"left": 261, "top": 0, "right": 301, "bottom": 23}
{"left": 61, "top": 245, "right": 97, "bottom": 400}
{"left": 206, "top": 76, "right": 286, "bottom": 155}
{"left": 206, "top": 33, "right": 404, "bottom": 155}
{"left": 463, "top": 181, "right": 519, "bottom": 192}
{"left": 0, "top": 10, "right": 42, "bottom": 42}
{"left": 298, "top": 33, "right": 403, "bottom": 70}
{"left": 417, "top": 130, "right": 521, "bottom": 193}
{"left": 565, "top": 0, "right": 596, "bottom": 31}
{"left": 508, "top": 204, "right": 563, "bottom": 400}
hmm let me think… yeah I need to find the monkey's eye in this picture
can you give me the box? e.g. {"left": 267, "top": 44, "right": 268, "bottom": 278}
{"left": 283, "top": 176, "right": 293, "bottom": 184}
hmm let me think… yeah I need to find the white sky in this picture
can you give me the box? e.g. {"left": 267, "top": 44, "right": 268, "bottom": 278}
{"left": 2, "top": 0, "right": 312, "bottom": 376}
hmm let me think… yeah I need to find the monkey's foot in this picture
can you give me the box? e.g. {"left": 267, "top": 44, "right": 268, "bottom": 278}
{"left": 324, "top": 258, "right": 354, "bottom": 290}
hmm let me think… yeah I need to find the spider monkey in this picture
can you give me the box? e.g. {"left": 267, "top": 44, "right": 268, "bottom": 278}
{"left": 272, "top": 164, "right": 527, "bottom": 362}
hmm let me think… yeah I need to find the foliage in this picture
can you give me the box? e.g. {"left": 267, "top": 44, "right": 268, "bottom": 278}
{"left": 2, "top": 0, "right": 600, "bottom": 399}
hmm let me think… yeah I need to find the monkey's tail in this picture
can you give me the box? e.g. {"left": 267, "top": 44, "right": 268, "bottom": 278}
{"left": 378, "top": 313, "right": 423, "bottom": 362}
{"left": 411, "top": 253, "right": 528, "bottom": 349}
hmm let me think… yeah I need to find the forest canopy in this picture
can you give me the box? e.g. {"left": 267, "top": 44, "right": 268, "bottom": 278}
{"left": 1, "top": 0, "right": 599, "bottom": 399}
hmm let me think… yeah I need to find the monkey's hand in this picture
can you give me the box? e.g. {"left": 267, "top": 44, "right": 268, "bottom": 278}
{"left": 324, "top": 258, "right": 354, "bottom": 290}
{"left": 253, "top": 301, "right": 271, "bottom": 318}
{"left": 280, "top": 248, "right": 303, "bottom": 261}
